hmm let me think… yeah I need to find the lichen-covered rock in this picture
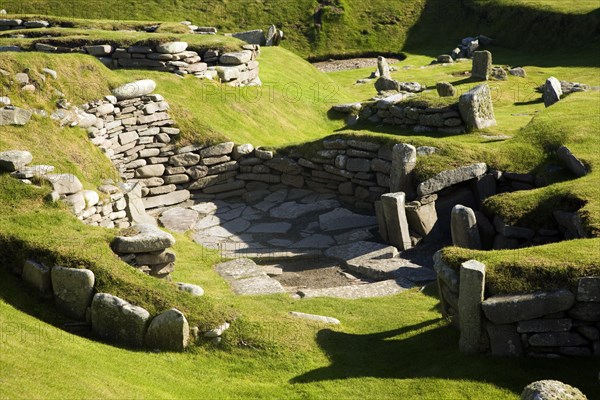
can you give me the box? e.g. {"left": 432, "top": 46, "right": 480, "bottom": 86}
{"left": 145, "top": 308, "right": 190, "bottom": 351}
{"left": 91, "top": 293, "right": 150, "bottom": 348}
{"left": 111, "top": 79, "right": 156, "bottom": 100}
{"left": 112, "top": 224, "right": 175, "bottom": 254}
{"left": 51, "top": 266, "right": 95, "bottom": 320}
{"left": 0, "top": 107, "right": 32, "bottom": 126}
{"left": 43, "top": 173, "right": 83, "bottom": 195}
{"left": 543, "top": 77, "right": 562, "bottom": 107}
{"left": 0, "top": 150, "right": 32, "bottom": 171}
{"left": 521, "top": 380, "right": 588, "bottom": 400}
{"left": 459, "top": 84, "right": 496, "bottom": 130}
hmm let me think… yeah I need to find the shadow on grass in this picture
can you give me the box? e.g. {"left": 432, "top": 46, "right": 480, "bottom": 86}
{"left": 290, "top": 319, "right": 600, "bottom": 397}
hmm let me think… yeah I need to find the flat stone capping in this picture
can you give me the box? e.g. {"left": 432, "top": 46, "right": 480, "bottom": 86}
{"left": 417, "top": 163, "right": 487, "bottom": 196}
{"left": 481, "top": 289, "right": 576, "bottom": 325}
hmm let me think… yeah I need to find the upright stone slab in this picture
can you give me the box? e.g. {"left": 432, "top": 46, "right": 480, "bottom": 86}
{"left": 556, "top": 146, "right": 587, "bottom": 177}
{"left": 543, "top": 77, "right": 562, "bottom": 107}
{"left": 405, "top": 199, "right": 438, "bottom": 237}
{"left": 390, "top": 143, "right": 416, "bottom": 199}
{"left": 124, "top": 182, "right": 156, "bottom": 226}
{"left": 380, "top": 192, "right": 412, "bottom": 251}
{"left": 51, "top": 266, "right": 95, "bottom": 320}
{"left": 458, "top": 260, "right": 486, "bottom": 354}
{"left": 22, "top": 259, "right": 52, "bottom": 297}
{"left": 91, "top": 293, "right": 150, "bottom": 348}
{"left": 377, "top": 56, "right": 391, "bottom": 79}
{"left": 374, "top": 200, "right": 389, "bottom": 242}
{"left": 459, "top": 84, "right": 496, "bottom": 130}
{"left": 451, "top": 205, "right": 482, "bottom": 249}
{"left": 471, "top": 50, "right": 492, "bottom": 81}
{"left": 145, "top": 308, "right": 190, "bottom": 351}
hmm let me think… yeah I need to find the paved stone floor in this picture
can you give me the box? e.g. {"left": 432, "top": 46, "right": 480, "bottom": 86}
{"left": 158, "top": 188, "right": 439, "bottom": 299}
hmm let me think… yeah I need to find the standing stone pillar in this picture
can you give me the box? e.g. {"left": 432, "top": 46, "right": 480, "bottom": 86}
{"left": 458, "top": 260, "right": 487, "bottom": 354}
{"left": 125, "top": 182, "right": 156, "bottom": 226}
{"left": 374, "top": 200, "right": 389, "bottom": 243}
{"left": 381, "top": 192, "right": 412, "bottom": 251}
{"left": 390, "top": 143, "right": 416, "bottom": 200}
{"left": 471, "top": 50, "right": 492, "bottom": 81}
{"left": 543, "top": 76, "right": 562, "bottom": 107}
{"left": 459, "top": 84, "right": 496, "bottom": 130}
{"left": 451, "top": 205, "right": 482, "bottom": 249}
{"left": 377, "top": 56, "right": 391, "bottom": 79}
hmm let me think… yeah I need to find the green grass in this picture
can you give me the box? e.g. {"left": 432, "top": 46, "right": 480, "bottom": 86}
{"left": 2, "top": 0, "right": 598, "bottom": 58}
{"left": 0, "top": 26, "right": 244, "bottom": 53}
{"left": 472, "top": 0, "right": 600, "bottom": 14}
{"left": 2, "top": 249, "right": 599, "bottom": 399}
{"left": 0, "top": 175, "right": 235, "bottom": 329}
{"left": 1, "top": 9, "right": 600, "bottom": 398}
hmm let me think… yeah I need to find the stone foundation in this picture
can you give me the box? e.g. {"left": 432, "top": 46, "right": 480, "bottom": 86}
{"left": 435, "top": 255, "right": 600, "bottom": 357}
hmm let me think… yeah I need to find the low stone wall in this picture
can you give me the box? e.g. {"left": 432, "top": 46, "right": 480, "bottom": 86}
{"left": 13, "top": 258, "right": 194, "bottom": 351}
{"left": 334, "top": 84, "right": 497, "bottom": 133}
{"left": 359, "top": 100, "right": 466, "bottom": 134}
{"left": 434, "top": 255, "right": 600, "bottom": 357}
{"left": 2, "top": 38, "right": 261, "bottom": 86}
{"left": 0, "top": 18, "right": 50, "bottom": 31}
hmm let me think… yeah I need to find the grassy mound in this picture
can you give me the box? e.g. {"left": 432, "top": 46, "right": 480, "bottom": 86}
{"left": 2, "top": 0, "right": 598, "bottom": 58}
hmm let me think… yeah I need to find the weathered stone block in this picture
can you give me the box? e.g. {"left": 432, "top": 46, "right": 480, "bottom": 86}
{"left": 451, "top": 205, "right": 482, "bottom": 249}
{"left": 471, "top": 50, "right": 492, "bottom": 81}
{"left": 459, "top": 260, "right": 487, "bottom": 353}
{"left": 459, "top": 84, "right": 496, "bottom": 130}
{"left": 381, "top": 192, "right": 412, "bottom": 251}
{"left": 22, "top": 259, "right": 52, "bottom": 296}
{"left": 145, "top": 308, "right": 189, "bottom": 351}
{"left": 482, "top": 289, "right": 576, "bottom": 325}
{"left": 91, "top": 293, "right": 150, "bottom": 348}
{"left": 51, "top": 266, "right": 95, "bottom": 320}
{"left": 486, "top": 323, "right": 522, "bottom": 356}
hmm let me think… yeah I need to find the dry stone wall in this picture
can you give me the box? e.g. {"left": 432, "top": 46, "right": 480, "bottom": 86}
{"left": 435, "top": 255, "right": 600, "bottom": 357}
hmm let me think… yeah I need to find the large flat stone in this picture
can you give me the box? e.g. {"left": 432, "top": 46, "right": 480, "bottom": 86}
{"left": 289, "top": 312, "right": 340, "bottom": 325}
{"left": 111, "top": 79, "right": 156, "bottom": 100}
{"left": 319, "top": 208, "right": 377, "bottom": 231}
{"left": 0, "top": 150, "right": 32, "bottom": 171}
{"left": 230, "top": 276, "right": 286, "bottom": 295}
{"left": 347, "top": 258, "right": 436, "bottom": 282}
{"left": 0, "top": 107, "right": 32, "bottom": 126}
{"left": 43, "top": 174, "right": 83, "bottom": 195}
{"left": 482, "top": 289, "right": 576, "bottom": 325}
{"left": 159, "top": 207, "right": 199, "bottom": 232}
{"left": 325, "top": 241, "right": 398, "bottom": 262}
{"left": 298, "top": 279, "right": 414, "bottom": 299}
{"left": 112, "top": 224, "right": 175, "bottom": 254}
{"left": 417, "top": 163, "right": 487, "bottom": 196}
{"left": 269, "top": 200, "right": 340, "bottom": 219}
{"left": 142, "top": 190, "right": 190, "bottom": 209}
{"left": 459, "top": 260, "right": 487, "bottom": 353}
{"left": 22, "top": 259, "right": 51, "bottom": 296}
{"left": 247, "top": 222, "right": 292, "bottom": 234}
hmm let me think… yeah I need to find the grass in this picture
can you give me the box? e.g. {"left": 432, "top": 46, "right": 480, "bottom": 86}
{"left": 2, "top": 247, "right": 599, "bottom": 399}
{"left": 0, "top": 26, "right": 244, "bottom": 53}
{"left": 0, "top": 8, "right": 599, "bottom": 399}
{"left": 2, "top": 0, "right": 597, "bottom": 58}
{"left": 0, "top": 175, "right": 235, "bottom": 330}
